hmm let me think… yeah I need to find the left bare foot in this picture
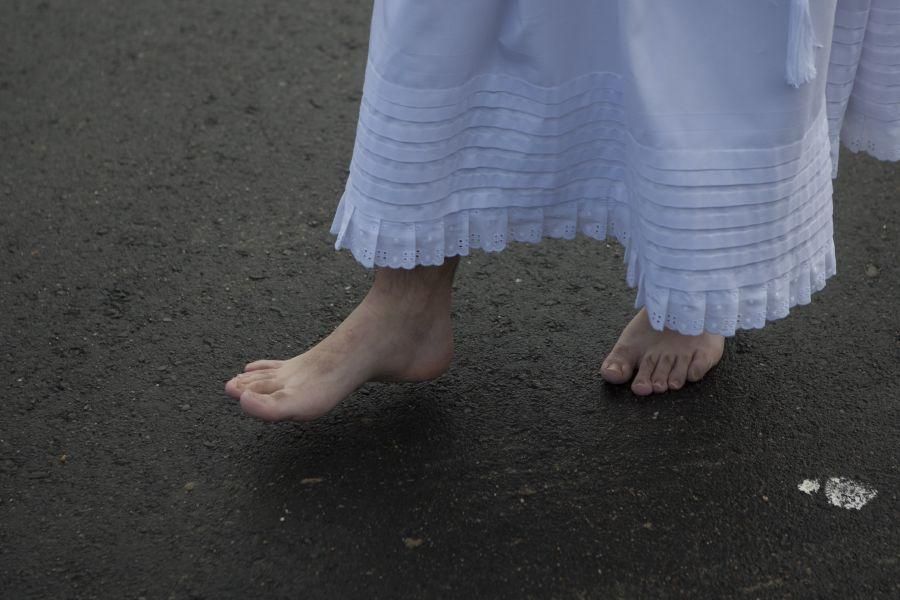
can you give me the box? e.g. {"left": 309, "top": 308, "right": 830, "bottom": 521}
{"left": 599, "top": 308, "right": 725, "bottom": 395}
{"left": 224, "top": 257, "right": 459, "bottom": 422}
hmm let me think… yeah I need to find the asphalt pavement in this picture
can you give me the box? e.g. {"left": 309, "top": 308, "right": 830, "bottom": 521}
{"left": 1, "top": 1, "right": 898, "bottom": 598}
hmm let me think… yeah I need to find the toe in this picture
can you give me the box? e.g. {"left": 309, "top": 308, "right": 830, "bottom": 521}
{"left": 649, "top": 353, "right": 675, "bottom": 394}
{"left": 600, "top": 344, "right": 638, "bottom": 385}
{"left": 240, "top": 389, "right": 322, "bottom": 423}
{"left": 667, "top": 354, "right": 691, "bottom": 390}
{"left": 245, "top": 360, "right": 285, "bottom": 372}
{"left": 245, "top": 378, "right": 282, "bottom": 396}
{"left": 225, "top": 379, "right": 241, "bottom": 400}
{"left": 631, "top": 353, "right": 657, "bottom": 396}
{"left": 225, "top": 372, "right": 275, "bottom": 398}
{"left": 239, "top": 390, "right": 286, "bottom": 422}
{"left": 224, "top": 377, "right": 243, "bottom": 399}
{"left": 687, "top": 351, "right": 712, "bottom": 382}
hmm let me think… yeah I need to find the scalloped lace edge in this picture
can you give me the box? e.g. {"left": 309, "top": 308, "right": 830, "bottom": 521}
{"left": 637, "top": 239, "right": 836, "bottom": 337}
{"left": 840, "top": 112, "right": 900, "bottom": 163}
{"left": 330, "top": 196, "right": 837, "bottom": 337}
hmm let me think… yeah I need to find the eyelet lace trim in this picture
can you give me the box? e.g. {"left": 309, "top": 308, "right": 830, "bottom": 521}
{"left": 841, "top": 112, "right": 900, "bottom": 162}
{"left": 331, "top": 191, "right": 837, "bottom": 337}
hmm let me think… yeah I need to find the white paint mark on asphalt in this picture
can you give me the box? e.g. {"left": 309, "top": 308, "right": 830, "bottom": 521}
{"left": 797, "top": 479, "right": 820, "bottom": 495}
{"left": 823, "top": 477, "right": 877, "bottom": 510}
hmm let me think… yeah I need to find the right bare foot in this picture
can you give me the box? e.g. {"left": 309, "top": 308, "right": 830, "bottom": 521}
{"left": 599, "top": 307, "right": 725, "bottom": 396}
{"left": 225, "top": 259, "right": 458, "bottom": 422}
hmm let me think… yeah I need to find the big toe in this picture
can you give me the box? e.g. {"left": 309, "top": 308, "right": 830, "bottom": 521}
{"left": 240, "top": 389, "right": 329, "bottom": 423}
{"left": 224, "top": 377, "right": 247, "bottom": 399}
{"left": 600, "top": 347, "right": 637, "bottom": 384}
{"left": 243, "top": 378, "right": 283, "bottom": 396}
{"left": 240, "top": 390, "right": 286, "bottom": 422}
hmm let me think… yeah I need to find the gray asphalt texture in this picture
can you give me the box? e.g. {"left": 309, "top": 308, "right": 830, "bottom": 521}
{"left": 2, "top": 1, "right": 899, "bottom": 598}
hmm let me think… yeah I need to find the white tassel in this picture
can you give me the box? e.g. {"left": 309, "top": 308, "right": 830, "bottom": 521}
{"left": 786, "top": 0, "right": 820, "bottom": 87}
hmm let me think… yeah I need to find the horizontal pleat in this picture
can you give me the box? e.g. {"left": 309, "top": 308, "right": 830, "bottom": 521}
{"left": 833, "top": 0, "right": 900, "bottom": 161}
{"left": 329, "top": 0, "right": 899, "bottom": 335}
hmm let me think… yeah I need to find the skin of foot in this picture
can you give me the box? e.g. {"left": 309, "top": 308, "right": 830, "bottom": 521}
{"left": 599, "top": 307, "right": 725, "bottom": 396}
{"left": 225, "top": 257, "right": 459, "bottom": 422}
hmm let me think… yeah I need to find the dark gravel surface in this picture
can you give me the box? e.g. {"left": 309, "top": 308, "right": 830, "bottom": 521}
{"left": 2, "top": 1, "right": 898, "bottom": 598}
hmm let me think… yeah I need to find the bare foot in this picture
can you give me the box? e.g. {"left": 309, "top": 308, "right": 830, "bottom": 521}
{"left": 599, "top": 308, "right": 725, "bottom": 395}
{"left": 225, "top": 260, "right": 458, "bottom": 422}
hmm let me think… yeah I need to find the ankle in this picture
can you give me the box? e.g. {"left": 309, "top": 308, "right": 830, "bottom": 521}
{"left": 361, "top": 286, "right": 451, "bottom": 329}
{"left": 367, "top": 258, "right": 458, "bottom": 306}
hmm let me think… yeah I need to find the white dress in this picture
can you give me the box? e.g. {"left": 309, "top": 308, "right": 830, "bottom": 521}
{"left": 329, "top": 0, "right": 900, "bottom": 336}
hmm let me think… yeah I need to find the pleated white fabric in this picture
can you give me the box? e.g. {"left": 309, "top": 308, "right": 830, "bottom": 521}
{"left": 329, "top": 0, "right": 900, "bottom": 336}
{"left": 828, "top": 0, "right": 900, "bottom": 174}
